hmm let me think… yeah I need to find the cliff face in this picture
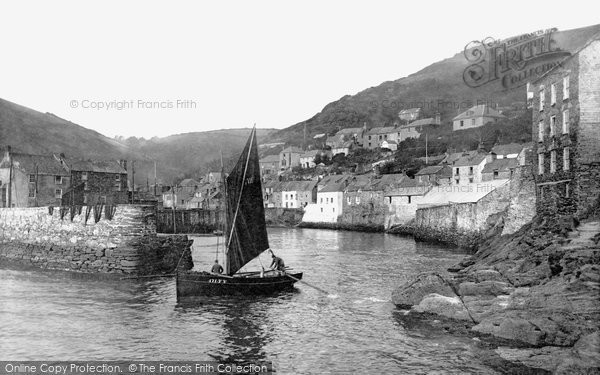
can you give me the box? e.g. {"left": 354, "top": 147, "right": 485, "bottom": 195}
{"left": 392, "top": 216, "right": 600, "bottom": 373}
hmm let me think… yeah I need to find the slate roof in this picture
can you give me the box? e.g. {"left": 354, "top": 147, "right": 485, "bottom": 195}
{"left": 68, "top": 159, "right": 126, "bottom": 174}
{"left": 416, "top": 165, "right": 452, "bottom": 177}
{"left": 452, "top": 151, "right": 487, "bottom": 167}
{"left": 335, "top": 127, "right": 363, "bottom": 136}
{"left": 318, "top": 175, "right": 352, "bottom": 193}
{"left": 453, "top": 104, "right": 506, "bottom": 121}
{"left": 400, "top": 117, "right": 438, "bottom": 129}
{"left": 280, "top": 180, "right": 317, "bottom": 192}
{"left": 365, "top": 126, "right": 397, "bottom": 135}
{"left": 490, "top": 143, "right": 525, "bottom": 156}
{"left": 4, "top": 153, "right": 69, "bottom": 175}
{"left": 482, "top": 158, "right": 519, "bottom": 173}
{"left": 419, "top": 179, "right": 510, "bottom": 206}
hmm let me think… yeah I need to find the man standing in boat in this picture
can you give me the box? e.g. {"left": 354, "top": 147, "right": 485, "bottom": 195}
{"left": 269, "top": 249, "right": 286, "bottom": 274}
{"left": 211, "top": 259, "right": 223, "bottom": 274}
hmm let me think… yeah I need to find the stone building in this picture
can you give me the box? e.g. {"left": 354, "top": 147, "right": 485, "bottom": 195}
{"left": 0, "top": 148, "right": 71, "bottom": 207}
{"left": 64, "top": 159, "right": 128, "bottom": 205}
{"left": 384, "top": 178, "right": 432, "bottom": 228}
{"left": 342, "top": 174, "right": 407, "bottom": 226}
{"left": 532, "top": 37, "right": 600, "bottom": 218}
{"left": 415, "top": 165, "right": 452, "bottom": 185}
{"left": 281, "top": 180, "right": 317, "bottom": 208}
{"left": 451, "top": 151, "right": 488, "bottom": 185}
{"left": 481, "top": 158, "right": 519, "bottom": 182}
{"left": 452, "top": 104, "right": 506, "bottom": 131}
{"left": 259, "top": 155, "right": 280, "bottom": 176}
{"left": 398, "top": 114, "right": 441, "bottom": 142}
{"left": 279, "top": 146, "right": 303, "bottom": 170}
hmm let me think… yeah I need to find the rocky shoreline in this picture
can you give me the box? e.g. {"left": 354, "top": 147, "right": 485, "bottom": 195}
{"left": 392, "top": 217, "right": 600, "bottom": 374}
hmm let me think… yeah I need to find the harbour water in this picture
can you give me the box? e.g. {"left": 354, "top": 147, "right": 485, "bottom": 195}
{"left": 1, "top": 228, "right": 500, "bottom": 374}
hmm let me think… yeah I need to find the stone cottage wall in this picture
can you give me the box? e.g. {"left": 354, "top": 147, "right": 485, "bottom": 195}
{"left": 0, "top": 205, "right": 193, "bottom": 275}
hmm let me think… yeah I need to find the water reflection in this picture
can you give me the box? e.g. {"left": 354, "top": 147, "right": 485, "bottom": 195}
{"left": 1, "top": 228, "right": 501, "bottom": 374}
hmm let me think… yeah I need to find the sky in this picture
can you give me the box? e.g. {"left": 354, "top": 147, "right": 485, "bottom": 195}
{"left": 1, "top": 0, "right": 598, "bottom": 139}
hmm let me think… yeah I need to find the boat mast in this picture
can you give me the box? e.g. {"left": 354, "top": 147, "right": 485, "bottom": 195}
{"left": 225, "top": 126, "right": 256, "bottom": 274}
{"left": 220, "top": 150, "right": 229, "bottom": 274}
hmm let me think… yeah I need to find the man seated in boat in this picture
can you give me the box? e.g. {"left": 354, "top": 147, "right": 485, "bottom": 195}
{"left": 269, "top": 250, "right": 286, "bottom": 274}
{"left": 211, "top": 259, "right": 223, "bottom": 274}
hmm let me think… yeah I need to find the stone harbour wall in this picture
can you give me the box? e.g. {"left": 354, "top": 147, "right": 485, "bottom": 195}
{"left": 264, "top": 207, "right": 303, "bottom": 227}
{"left": 0, "top": 205, "right": 193, "bottom": 275}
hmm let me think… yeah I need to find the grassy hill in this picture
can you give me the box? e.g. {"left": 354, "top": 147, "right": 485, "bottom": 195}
{"left": 0, "top": 98, "right": 276, "bottom": 184}
{"left": 268, "top": 24, "right": 600, "bottom": 146}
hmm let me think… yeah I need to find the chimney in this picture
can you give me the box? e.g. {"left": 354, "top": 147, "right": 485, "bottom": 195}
{"left": 435, "top": 113, "right": 441, "bottom": 125}
{"left": 4, "top": 145, "right": 11, "bottom": 161}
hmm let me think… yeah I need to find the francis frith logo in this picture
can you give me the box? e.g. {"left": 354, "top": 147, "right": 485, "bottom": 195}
{"left": 463, "top": 28, "right": 571, "bottom": 90}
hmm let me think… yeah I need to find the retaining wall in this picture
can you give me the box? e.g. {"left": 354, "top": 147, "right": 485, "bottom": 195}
{"left": 0, "top": 205, "right": 193, "bottom": 275}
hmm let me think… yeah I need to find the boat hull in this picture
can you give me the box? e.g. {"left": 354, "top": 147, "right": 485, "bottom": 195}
{"left": 176, "top": 271, "right": 303, "bottom": 297}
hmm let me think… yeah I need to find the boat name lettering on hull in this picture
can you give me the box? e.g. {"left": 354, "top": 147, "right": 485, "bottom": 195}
{"left": 209, "top": 279, "right": 227, "bottom": 283}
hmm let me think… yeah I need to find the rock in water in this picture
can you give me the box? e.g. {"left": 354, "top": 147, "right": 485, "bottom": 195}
{"left": 391, "top": 272, "right": 457, "bottom": 307}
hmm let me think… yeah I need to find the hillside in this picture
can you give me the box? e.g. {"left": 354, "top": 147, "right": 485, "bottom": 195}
{"left": 0, "top": 98, "right": 276, "bottom": 184}
{"left": 268, "top": 24, "right": 600, "bottom": 146}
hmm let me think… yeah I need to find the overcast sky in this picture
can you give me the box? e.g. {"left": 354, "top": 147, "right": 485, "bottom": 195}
{"left": 1, "top": 0, "right": 598, "bottom": 139}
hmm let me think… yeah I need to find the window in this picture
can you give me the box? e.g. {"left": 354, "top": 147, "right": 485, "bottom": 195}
{"left": 563, "top": 76, "right": 570, "bottom": 100}
{"left": 368, "top": 136, "right": 372, "bottom": 140}
{"left": 538, "top": 120, "right": 544, "bottom": 141}
{"left": 320, "top": 198, "right": 323, "bottom": 203}
{"left": 356, "top": 196, "right": 360, "bottom": 204}
{"left": 29, "top": 174, "right": 35, "bottom": 183}
{"left": 455, "top": 168, "right": 459, "bottom": 175}
{"left": 115, "top": 174, "right": 120, "bottom": 182}
{"left": 550, "top": 83, "right": 556, "bottom": 105}
{"left": 332, "top": 208, "right": 335, "bottom": 213}
{"left": 83, "top": 194, "right": 88, "bottom": 204}
{"left": 550, "top": 116, "right": 556, "bottom": 137}
{"left": 563, "top": 147, "right": 570, "bottom": 171}
{"left": 469, "top": 166, "right": 473, "bottom": 175}
{"left": 28, "top": 187, "right": 35, "bottom": 198}
{"left": 285, "top": 194, "right": 288, "bottom": 199}
{"left": 538, "top": 153, "right": 544, "bottom": 175}
{"left": 562, "top": 110, "right": 569, "bottom": 134}
{"left": 471, "top": 119, "right": 475, "bottom": 126}
{"left": 469, "top": 178, "right": 474, "bottom": 183}
{"left": 550, "top": 151, "right": 556, "bottom": 173}
{"left": 460, "top": 120, "right": 464, "bottom": 127}
{"left": 55, "top": 189, "right": 62, "bottom": 198}
{"left": 539, "top": 88, "right": 545, "bottom": 111}
{"left": 565, "top": 183, "right": 570, "bottom": 198}
{"left": 408, "top": 196, "right": 412, "bottom": 204}
{"left": 81, "top": 172, "right": 88, "bottom": 181}
{"left": 493, "top": 170, "right": 499, "bottom": 179}
{"left": 347, "top": 196, "right": 351, "bottom": 204}
{"left": 84, "top": 182, "right": 89, "bottom": 191}
{"left": 320, "top": 207, "right": 323, "bottom": 212}
{"left": 55, "top": 176, "right": 63, "bottom": 184}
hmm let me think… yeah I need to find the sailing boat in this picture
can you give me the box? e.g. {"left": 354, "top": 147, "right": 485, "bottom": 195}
{"left": 176, "top": 127, "right": 303, "bottom": 297}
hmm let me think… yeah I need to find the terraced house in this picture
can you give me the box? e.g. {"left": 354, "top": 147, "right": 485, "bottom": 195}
{"left": 63, "top": 158, "right": 129, "bottom": 205}
{"left": 532, "top": 37, "right": 600, "bottom": 218}
{"left": 0, "top": 147, "right": 71, "bottom": 207}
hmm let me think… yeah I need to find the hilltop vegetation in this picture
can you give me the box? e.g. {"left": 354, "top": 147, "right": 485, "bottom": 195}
{"left": 268, "top": 24, "right": 600, "bottom": 147}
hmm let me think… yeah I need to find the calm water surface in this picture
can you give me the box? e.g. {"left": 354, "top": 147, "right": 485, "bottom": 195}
{"left": 0, "top": 228, "right": 498, "bottom": 374}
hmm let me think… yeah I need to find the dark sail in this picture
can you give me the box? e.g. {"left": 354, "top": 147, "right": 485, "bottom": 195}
{"left": 225, "top": 127, "right": 269, "bottom": 275}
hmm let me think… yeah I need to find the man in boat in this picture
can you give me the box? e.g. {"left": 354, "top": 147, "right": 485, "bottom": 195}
{"left": 211, "top": 259, "right": 223, "bottom": 274}
{"left": 269, "top": 250, "right": 286, "bottom": 274}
